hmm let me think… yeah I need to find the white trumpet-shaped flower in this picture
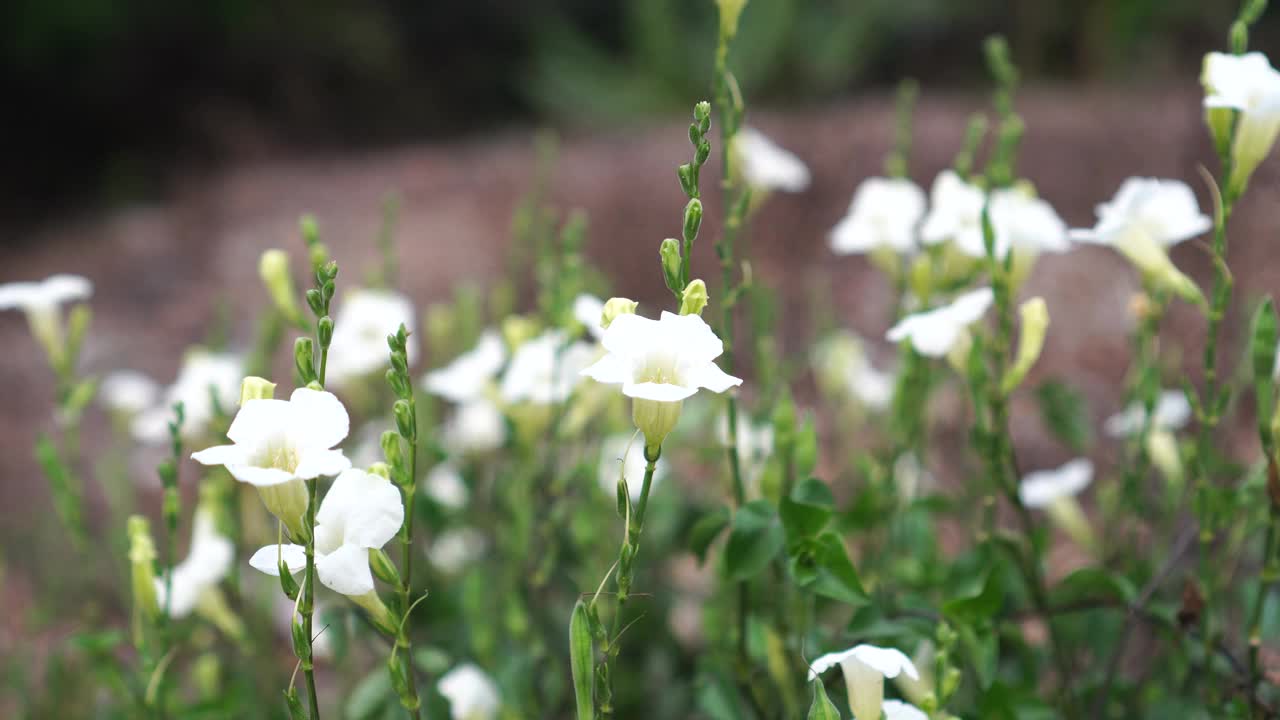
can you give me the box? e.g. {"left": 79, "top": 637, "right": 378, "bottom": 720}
{"left": 733, "top": 127, "right": 811, "bottom": 193}
{"left": 1104, "top": 390, "right": 1192, "bottom": 437}
{"left": 811, "top": 331, "right": 895, "bottom": 411}
{"left": 1202, "top": 51, "right": 1280, "bottom": 196}
{"left": 250, "top": 468, "right": 402, "bottom": 617}
{"left": 598, "top": 434, "right": 666, "bottom": 501}
{"left": 1070, "top": 178, "right": 1210, "bottom": 303}
{"left": 100, "top": 370, "right": 160, "bottom": 415}
{"left": 437, "top": 663, "right": 501, "bottom": 720}
{"left": 325, "top": 289, "right": 417, "bottom": 388}
{"left": 423, "top": 330, "right": 507, "bottom": 403}
{"left": 443, "top": 398, "right": 506, "bottom": 455}
{"left": 809, "top": 644, "right": 920, "bottom": 720}
{"left": 829, "top": 177, "right": 927, "bottom": 255}
{"left": 582, "top": 311, "right": 742, "bottom": 447}
{"left": 921, "top": 171, "right": 1067, "bottom": 259}
{"left": 192, "top": 387, "right": 351, "bottom": 535}
{"left": 428, "top": 527, "right": 488, "bottom": 574}
{"left": 887, "top": 287, "right": 993, "bottom": 358}
{"left": 1019, "top": 458, "right": 1096, "bottom": 551}
{"left": 155, "top": 510, "right": 234, "bottom": 618}
{"left": 134, "top": 350, "right": 242, "bottom": 443}
{"left": 574, "top": 294, "right": 607, "bottom": 340}
{"left": 500, "top": 330, "right": 596, "bottom": 405}
{"left": 0, "top": 274, "right": 92, "bottom": 366}
{"left": 717, "top": 413, "right": 774, "bottom": 495}
{"left": 883, "top": 699, "right": 929, "bottom": 720}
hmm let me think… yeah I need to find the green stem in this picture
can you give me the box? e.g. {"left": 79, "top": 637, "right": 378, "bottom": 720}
{"left": 395, "top": 401, "right": 421, "bottom": 715}
{"left": 302, "top": 477, "right": 321, "bottom": 720}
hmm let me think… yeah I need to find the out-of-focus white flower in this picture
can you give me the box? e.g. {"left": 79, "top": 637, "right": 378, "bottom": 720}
{"left": 100, "top": 370, "right": 160, "bottom": 415}
{"left": 500, "top": 330, "right": 596, "bottom": 405}
{"left": 1070, "top": 178, "right": 1210, "bottom": 304}
{"left": 134, "top": 351, "right": 242, "bottom": 443}
{"left": 811, "top": 331, "right": 895, "bottom": 411}
{"left": 437, "top": 663, "right": 501, "bottom": 720}
{"left": 428, "top": 527, "right": 488, "bottom": 574}
{"left": 250, "top": 468, "right": 401, "bottom": 623}
{"left": 155, "top": 510, "right": 234, "bottom": 618}
{"left": 0, "top": 274, "right": 92, "bottom": 367}
{"left": 426, "top": 463, "right": 469, "bottom": 510}
{"left": 574, "top": 294, "right": 607, "bottom": 340}
{"left": 582, "top": 311, "right": 742, "bottom": 448}
{"left": 717, "top": 413, "right": 773, "bottom": 493}
{"left": 887, "top": 287, "right": 993, "bottom": 358}
{"left": 1104, "top": 390, "right": 1192, "bottom": 437}
{"left": 1202, "top": 51, "right": 1280, "bottom": 196}
{"left": 829, "top": 177, "right": 926, "bottom": 255}
{"left": 598, "top": 434, "right": 665, "bottom": 501}
{"left": 921, "top": 171, "right": 1067, "bottom": 259}
{"left": 443, "top": 399, "right": 506, "bottom": 455}
{"left": 192, "top": 388, "right": 351, "bottom": 535}
{"left": 325, "top": 289, "right": 417, "bottom": 388}
{"left": 733, "top": 127, "right": 810, "bottom": 193}
{"left": 1019, "top": 458, "right": 1095, "bottom": 551}
{"left": 423, "top": 331, "right": 506, "bottom": 403}
{"left": 808, "top": 644, "right": 919, "bottom": 720}
{"left": 883, "top": 699, "right": 929, "bottom": 720}
{"left": 893, "top": 452, "right": 931, "bottom": 503}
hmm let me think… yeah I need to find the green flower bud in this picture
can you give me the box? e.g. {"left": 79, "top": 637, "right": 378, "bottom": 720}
{"left": 679, "top": 279, "right": 709, "bottom": 317}
{"left": 317, "top": 316, "right": 334, "bottom": 349}
{"left": 388, "top": 649, "right": 420, "bottom": 710}
{"left": 683, "top": 198, "right": 703, "bottom": 243}
{"left": 239, "top": 376, "right": 277, "bottom": 405}
{"left": 394, "top": 399, "right": 415, "bottom": 440}
{"left": 258, "top": 249, "right": 303, "bottom": 325}
{"left": 294, "top": 337, "right": 316, "bottom": 383}
{"left": 601, "top": 297, "right": 638, "bottom": 329}
{"left": 660, "top": 238, "right": 683, "bottom": 292}
{"left": 385, "top": 367, "right": 412, "bottom": 400}
{"left": 694, "top": 101, "right": 711, "bottom": 135}
{"left": 1002, "top": 296, "right": 1049, "bottom": 394}
{"left": 716, "top": 0, "right": 748, "bottom": 39}
{"left": 305, "top": 288, "right": 324, "bottom": 317}
{"left": 351, "top": 590, "right": 399, "bottom": 637}
{"left": 381, "top": 430, "right": 404, "bottom": 472}
{"left": 277, "top": 561, "right": 300, "bottom": 600}
{"left": 370, "top": 548, "right": 402, "bottom": 586}
{"left": 291, "top": 616, "right": 311, "bottom": 664}
{"left": 389, "top": 349, "right": 409, "bottom": 377}
{"left": 677, "top": 163, "right": 698, "bottom": 198}
{"left": 128, "top": 515, "right": 159, "bottom": 621}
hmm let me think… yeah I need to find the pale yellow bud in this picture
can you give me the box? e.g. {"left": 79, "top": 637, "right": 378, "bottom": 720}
{"left": 501, "top": 314, "right": 540, "bottom": 350}
{"left": 239, "top": 376, "right": 276, "bottom": 405}
{"left": 679, "top": 279, "right": 709, "bottom": 316}
{"left": 1002, "top": 297, "right": 1049, "bottom": 393}
{"left": 258, "top": 249, "right": 303, "bottom": 325}
{"left": 601, "top": 297, "right": 639, "bottom": 329}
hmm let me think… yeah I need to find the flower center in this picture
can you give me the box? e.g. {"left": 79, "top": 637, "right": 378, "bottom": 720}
{"left": 253, "top": 438, "right": 301, "bottom": 473}
{"left": 635, "top": 353, "right": 681, "bottom": 386}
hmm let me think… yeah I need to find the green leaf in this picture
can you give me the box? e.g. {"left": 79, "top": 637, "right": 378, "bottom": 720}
{"left": 1035, "top": 379, "right": 1092, "bottom": 452}
{"left": 688, "top": 505, "right": 731, "bottom": 564}
{"left": 780, "top": 477, "right": 834, "bottom": 539}
{"left": 806, "top": 680, "right": 841, "bottom": 720}
{"left": 724, "top": 500, "right": 785, "bottom": 581}
{"left": 569, "top": 600, "right": 595, "bottom": 720}
{"left": 1050, "top": 567, "right": 1136, "bottom": 607}
{"left": 345, "top": 668, "right": 392, "bottom": 720}
{"left": 958, "top": 622, "right": 998, "bottom": 690}
{"left": 943, "top": 567, "right": 1004, "bottom": 623}
{"left": 796, "top": 532, "right": 867, "bottom": 605}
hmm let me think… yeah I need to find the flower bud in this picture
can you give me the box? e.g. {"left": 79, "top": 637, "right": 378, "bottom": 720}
{"left": 285, "top": 687, "right": 307, "bottom": 720}
{"left": 632, "top": 398, "right": 682, "bottom": 452}
{"left": 385, "top": 367, "right": 411, "bottom": 400}
{"left": 277, "top": 561, "right": 300, "bottom": 600}
{"left": 716, "top": 0, "right": 748, "bottom": 39}
{"left": 351, "top": 590, "right": 399, "bottom": 637}
{"left": 679, "top": 279, "right": 709, "bottom": 317}
{"left": 317, "top": 316, "right": 334, "bottom": 350}
{"left": 677, "top": 163, "right": 698, "bottom": 198}
{"left": 370, "top": 548, "right": 402, "bottom": 586}
{"left": 502, "top": 314, "right": 539, "bottom": 350}
{"left": 683, "top": 199, "right": 703, "bottom": 244}
{"left": 305, "top": 288, "right": 324, "bottom": 318}
{"left": 393, "top": 399, "right": 415, "bottom": 439}
{"left": 128, "top": 515, "right": 159, "bottom": 622}
{"left": 388, "top": 649, "right": 420, "bottom": 710}
{"left": 294, "top": 337, "right": 317, "bottom": 383}
{"left": 291, "top": 616, "right": 311, "bottom": 665}
{"left": 601, "top": 297, "right": 638, "bottom": 329}
{"left": 258, "top": 249, "right": 304, "bottom": 326}
{"left": 381, "top": 430, "right": 405, "bottom": 472}
{"left": 1002, "top": 297, "right": 1049, "bottom": 393}
{"left": 239, "top": 376, "right": 277, "bottom": 405}
{"left": 660, "top": 238, "right": 683, "bottom": 292}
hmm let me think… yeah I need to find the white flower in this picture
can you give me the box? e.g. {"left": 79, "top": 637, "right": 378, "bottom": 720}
{"left": 100, "top": 370, "right": 159, "bottom": 415}
{"left": 598, "top": 434, "right": 665, "bottom": 501}
{"left": 428, "top": 527, "right": 488, "bottom": 574}
{"left": 0, "top": 274, "right": 92, "bottom": 364}
{"left": 426, "top": 463, "right": 469, "bottom": 510}
{"left": 155, "top": 510, "right": 234, "bottom": 618}
{"left": 134, "top": 351, "right": 242, "bottom": 443}
{"left": 718, "top": 414, "right": 774, "bottom": 493}
{"left": 1070, "top": 178, "right": 1210, "bottom": 302}
{"left": 850, "top": 363, "right": 895, "bottom": 411}
{"left": 1019, "top": 458, "right": 1093, "bottom": 508}
{"left": 811, "top": 331, "right": 894, "bottom": 411}
{"left": 423, "top": 331, "right": 506, "bottom": 403}
{"left": 886, "top": 287, "right": 993, "bottom": 358}
{"left": 809, "top": 644, "right": 919, "bottom": 720}
{"left": 582, "top": 311, "right": 742, "bottom": 447}
{"left": 1202, "top": 51, "right": 1280, "bottom": 195}
{"left": 192, "top": 387, "right": 351, "bottom": 535}
{"left": 443, "top": 399, "right": 507, "bottom": 455}
{"left": 574, "top": 294, "right": 607, "bottom": 340}
{"left": 500, "top": 330, "right": 596, "bottom": 405}
{"left": 829, "top": 177, "right": 926, "bottom": 255}
{"left": 325, "top": 289, "right": 417, "bottom": 388}
{"left": 1103, "top": 390, "right": 1191, "bottom": 437}
{"left": 883, "top": 699, "right": 929, "bottom": 720}
{"left": 437, "top": 663, "right": 501, "bottom": 720}
{"left": 921, "top": 171, "right": 1067, "bottom": 259}
{"left": 1019, "top": 458, "right": 1096, "bottom": 551}
{"left": 733, "top": 127, "right": 810, "bottom": 193}
{"left": 250, "top": 468, "right": 402, "bottom": 613}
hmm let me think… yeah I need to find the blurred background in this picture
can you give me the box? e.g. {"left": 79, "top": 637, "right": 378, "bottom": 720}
{"left": 1, "top": 0, "right": 1273, "bottom": 224}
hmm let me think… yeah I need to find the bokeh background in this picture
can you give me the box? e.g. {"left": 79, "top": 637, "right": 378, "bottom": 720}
{"left": 5, "top": 0, "right": 1280, "bottom": 712}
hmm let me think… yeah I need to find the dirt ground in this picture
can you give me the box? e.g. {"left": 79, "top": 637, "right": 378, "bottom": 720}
{"left": 2, "top": 83, "right": 1278, "bottom": 540}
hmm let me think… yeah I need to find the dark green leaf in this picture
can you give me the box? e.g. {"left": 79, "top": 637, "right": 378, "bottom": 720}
{"left": 688, "top": 505, "right": 731, "bottom": 564}
{"left": 1035, "top": 379, "right": 1092, "bottom": 452}
{"left": 795, "top": 532, "right": 867, "bottom": 605}
{"left": 943, "top": 567, "right": 1004, "bottom": 623}
{"left": 570, "top": 600, "right": 595, "bottom": 720}
{"left": 1050, "top": 567, "right": 1136, "bottom": 608}
{"left": 780, "top": 477, "right": 834, "bottom": 539}
{"left": 724, "top": 500, "right": 785, "bottom": 581}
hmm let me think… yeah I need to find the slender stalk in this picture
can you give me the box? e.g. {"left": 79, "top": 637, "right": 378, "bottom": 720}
{"left": 395, "top": 401, "right": 421, "bottom": 715}
{"left": 1247, "top": 502, "right": 1279, "bottom": 706}
{"left": 302, "top": 477, "right": 321, "bottom": 720}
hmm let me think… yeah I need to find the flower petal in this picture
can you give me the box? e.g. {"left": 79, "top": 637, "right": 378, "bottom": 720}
{"left": 686, "top": 362, "right": 742, "bottom": 394}
{"left": 622, "top": 382, "right": 698, "bottom": 403}
{"left": 581, "top": 353, "right": 630, "bottom": 385}
{"left": 293, "top": 448, "right": 353, "bottom": 480}
{"left": 191, "top": 444, "right": 247, "bottom": 467}
{"left": 249, "top": 544, "right": 307, "bottom": 576}
{"left": 288, "top": 388, "right": 351, "bottom": 449}
{"left": 316, "top": 542, "right": 375, "bottom": 597}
